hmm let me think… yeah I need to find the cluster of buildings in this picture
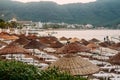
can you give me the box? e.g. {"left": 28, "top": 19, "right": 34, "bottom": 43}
{"left": 9, "top": 18, "right": 96, "bottom": 29}
{"left": 9, "top": 18, "right": 43, "bottom": 29}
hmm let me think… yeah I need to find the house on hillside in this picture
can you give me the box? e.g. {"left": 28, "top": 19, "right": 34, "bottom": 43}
{"left": 34, "top": 22, "right": 43, "bottom": 29}
{"left": 9, "top": 18, "right": 33, "bottom": 29}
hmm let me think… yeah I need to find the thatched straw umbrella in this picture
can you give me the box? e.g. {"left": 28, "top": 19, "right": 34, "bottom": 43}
{"left": 59, "top": 36, "right": 68, "bottom": 41}
{"left": 0, "top": 43, "right": 46, "bottom": 63}
{"left": 7, "top": 35, "right": 19, "bottom": 40}
{"left": 112, "top": 42, "right": 120, "bottom": 47}
{"left": 99, "top": 42, "right": 109, "bottom": 47}
{"left": 49, "top": 55, "right": 99, "bottom": 75}
{"left": 23, "top": 40, "right": 47, "bottom": 61}
{"left": 27, "top": 34, "right": 38, "bottom": 40}
{"left": 109, "top": 52, "right": 120, "bottom": 65}
{"left": 0, "top": 32, "right": 19, "bottom": 40}
{"left": 39, "top": 36, "right": 63, "bottom": 48}
{"left": 109, "top": 42, "right": 120, "bottom": 51}
{"left": 0, "top": 40, "right": 8, "bottom": 46}
{"left": 11, "top": 33, "right": 19, "bottom": 37}
{"left": 49, "top": 41, "right": 64, "bottom": 48}
{"left": 23, "top": 40, "right": 46, "bottom": 50}
{"left": 99, "top": 41, "right": 115, "bottom": 47}
{"left": 0, "top": 32, "right": 10, "bottom": 36}
{"left": 39, "top": 36, "right": 58, "bottom": 44}
{"left": 80, "top": 39, "right": 89, "bottom": 46}
{"left": 13, "top": 37, "right": 30, "bottom": 46}
{"left": 1, "top": 35, "right": 19, "bottom": 41}
{"left": 59, "top": 37, "right": 69, "bottom": 44}
{"left": 0, "top": 43, "right": 31, "bottom": 55}
{"left": 0, "top": 43, "right": 31, "bottom": 60}
{"left": 89, "top": 38, "right": 100, "bottom": 43}
{"left": 56, "top": 42, "right": 90, "bottom": 54}
{"left": 18, "top": 34, "right": 26, "bottom": 38}
{"left": 69, "top": 37, "right": 80, "bottom": 43}
{"left": 87, "top": 42, "right": 99, "bottom": 50}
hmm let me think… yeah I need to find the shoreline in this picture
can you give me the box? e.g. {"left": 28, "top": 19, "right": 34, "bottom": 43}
{"left": 44, "top": 28, "right": 120, "bottom": 31}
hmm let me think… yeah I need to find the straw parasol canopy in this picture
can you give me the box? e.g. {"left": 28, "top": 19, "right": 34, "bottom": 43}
{"left": 13, "top": 37, "right": 30, "bottom": 46}
{"left": 18, "top": 34, "right": 26, "bottom": 38}
{"left": 59, "top": 36, "right": 68, "bottom": 41}
{"left": 80, "top": 39, "right": 89, "bottom": 46}
{"left": 0, "top": 43, "right": 31, "bottom": 55}
{"left": 113, "top": 42, "right": 120, "bottom": 47}
{"left": 5, "top": 35, "right": 19, "bottom": 40}
{"left": 99, "top": 42, "right": 109, "bottom": 47}
{"left": 0, "top": 43, "right": 47, "bottom": 63}
{"left": 56, "top": 42, "right": 90, "bottom": 54}
{"left": 0, "top": 32, "right": 19, "bottom": 40}
{"left": 89, "top": 38, "right": 100, "bottom": 43}
{"left": 39, "top": 36, "right": 58, "bottom": 44}
{"left": 23, "top": 40, "right": 47, "bottom": 50}
{"left": 0, "top": 45, "right": 2, "bottom": 48}
{"left": 39, "top": 36, "right": 62, "bottom": 48}
{"left": 0, "top": 32, "right": 10, "bottom": 36}
{"left": 109, "top": 42, "right": 120, "bottom": 51}
{"left": 109, "top": 52, "right": 120, "bottom": 65}
{"left": 0, "top": 40, "right": 8, "bottom": 46}
{"left": 27, "top": 34, "right": 38, "bottom": 40}
{"left": 49, "top": 55, "right": 99, "bottom": 75}
{"left": 87, "top": 42, "right": 99, "bottom": 50}
{"left": 49, "top": 41, "right": 64, "bottom": 48}
{"left": 0, "top": 35, "right": 19, "bottom": 40}
{"left": 11, "top": 33, "right": 19, "bottom": 37}
{"left": 69, "top": 37, "right": 80, "bottom": 43}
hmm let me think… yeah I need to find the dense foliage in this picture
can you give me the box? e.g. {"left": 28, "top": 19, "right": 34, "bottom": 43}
{"left": 0, "top": 60, "right": 41, "bottom": 80}
{"left": 0, "top": 0, "right": 120, "bottom": 27}
{"left": 0, "top": 60, "right": 87, "bottom": 80}
{"left": 0, "top": 20, "right": 18, "bottom": 28}
{"left": 40, "top": 67, "right": 87, "bottom": 80}
{"left": 0, "top": 19, "right": 6, "bottom": 28}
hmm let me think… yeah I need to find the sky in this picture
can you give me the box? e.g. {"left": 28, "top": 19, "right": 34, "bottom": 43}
{"left": 12, "top": 0, "right": 96, "bottom": 4}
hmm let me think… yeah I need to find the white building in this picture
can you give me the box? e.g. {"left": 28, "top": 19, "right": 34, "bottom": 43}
{"left": 9, "top": 18, "right": 17, "bottom": 22}
{"left": 34, "top": 22, "right": 43, "bottom": 29}
{"left": 67, "top": 24, "right": 75, "bottom": 28}
{"left": 85, "top": 24, "right": 93, "bottom": 29}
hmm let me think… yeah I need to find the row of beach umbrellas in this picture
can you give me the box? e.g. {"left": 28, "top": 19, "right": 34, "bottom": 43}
{"left": 0, "top": 32, "right": 120, "bottom": 76}
{"left": 0, "top": 31, "right": 119, "bottom": 50}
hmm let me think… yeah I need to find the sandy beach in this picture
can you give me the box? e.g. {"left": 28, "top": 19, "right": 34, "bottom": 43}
{"left": 44, "top": 29, "right": 120, "bottom": 42}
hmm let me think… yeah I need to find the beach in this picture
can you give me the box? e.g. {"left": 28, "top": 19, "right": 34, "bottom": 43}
{"left": 0, "top": 29, "right": 120, "bottom": 80}
{"left": 45, "top": 29, "right": 120, "bottom": 42}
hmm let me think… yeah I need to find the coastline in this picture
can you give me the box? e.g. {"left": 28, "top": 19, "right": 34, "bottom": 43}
{"left": 44, "top": 28, "right": 120, "bottom": 31}
{"left": 43, "top": 29, "right": 120, "bottom": 42}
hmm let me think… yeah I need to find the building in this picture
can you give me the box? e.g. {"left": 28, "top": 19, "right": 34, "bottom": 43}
{"left": 34, "top": 22, "right": 43, "bottom": 29}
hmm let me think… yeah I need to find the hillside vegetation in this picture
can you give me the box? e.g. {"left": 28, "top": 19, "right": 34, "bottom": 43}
{"left": 0, "top": 0, "right": 120, "bottom": 27}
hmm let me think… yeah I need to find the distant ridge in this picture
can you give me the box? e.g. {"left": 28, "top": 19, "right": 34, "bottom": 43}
{"left": 0, "top": 0, "right": 120, "bottom": 27}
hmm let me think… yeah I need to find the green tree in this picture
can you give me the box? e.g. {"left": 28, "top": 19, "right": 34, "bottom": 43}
{"left": 9, "top": 21, "right": 18, "bottom": 28}
{"left": 0, "top": 19, "right": 5, "bottom": 22}
{"left": 0, "top": 60, "right": 41, "bottom": 80}
{"left": 0, "top": 19, "right": 6, "bottom": 28}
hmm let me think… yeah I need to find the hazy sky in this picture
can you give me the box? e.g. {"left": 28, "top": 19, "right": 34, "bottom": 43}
{"left": 12, "top": 0, "right": 96, "bottom": 4}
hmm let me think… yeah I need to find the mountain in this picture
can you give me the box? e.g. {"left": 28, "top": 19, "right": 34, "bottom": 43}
{"left": 0, "top": 0, "right": 120, "bottom": 27}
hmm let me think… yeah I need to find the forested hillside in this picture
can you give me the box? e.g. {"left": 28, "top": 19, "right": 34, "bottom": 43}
{"left": 0, "top": 0, "right": 120, "bottom": 27}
